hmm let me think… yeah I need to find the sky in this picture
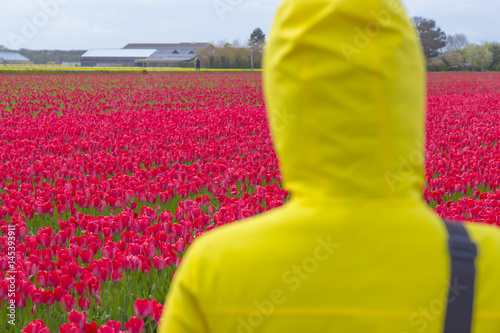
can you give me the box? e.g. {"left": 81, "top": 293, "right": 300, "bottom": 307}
{"left": 0, "top": 0, "right": 498, "bottom": 51}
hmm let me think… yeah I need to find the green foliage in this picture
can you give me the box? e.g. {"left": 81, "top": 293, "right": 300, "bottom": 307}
{"left": 431, "top": 42, "right": 500, "bottom": 72}
{"left": 427, "top": 58, "right": 445, "bottom": 72}
{"left": 413, "top": 16, "right": 447, "bottom": 59}
{"left": 15, "top": 49, "right": 85, "bottom": 64}
{"left": 249, "top": 28, "right": 266, "bottom": 46}
{"left": 198, "top": 42, "right": 257, "bottom": 69}
{"left": 464, "top": 44, "right": 493, "bottom": 70}
{"left": 488, "top": 43, "right": 500, "bottom": 71}
{"left": 441, "top": 51, "right": 467, "bottom": 71}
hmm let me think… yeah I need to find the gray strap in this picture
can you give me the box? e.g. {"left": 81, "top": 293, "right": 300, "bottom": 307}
{"left": 443, "top": 220, "right": 478, "bottom": 333}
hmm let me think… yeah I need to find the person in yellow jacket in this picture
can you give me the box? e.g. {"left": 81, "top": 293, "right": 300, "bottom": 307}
{"left": 159, "top": 0, "right": 500, "bottom": 332}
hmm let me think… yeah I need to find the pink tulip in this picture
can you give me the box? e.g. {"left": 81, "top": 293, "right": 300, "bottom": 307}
{"left": 124, "top": 316, "right": 144, "bottom": 333}
{"left": 60, "top": 275, "right": 74, "bottom": 291}
{"left": 36, "top": 271, "right": 48, "bottom": 288}
{"left": 42, "top": 290, "right": 55, "bottom": 306}
{"left": 78, "top": 296, "right": 91, "bottom": 311}
{"left": 153, "top": 256, "right": 167, "bottom": 271}
{"left": 74, "top": 281, "right": 87, "bottom": 296}
{"left": 61, "top": 294, "right": 77, "bottom": 312}
{"left": 68, "top": 309, "right": 87, "bottom": 328}
{"left": 153, "top": 304, "right": 163, "bottom": 322}
{"left": 80, "top": 250, "right": 93, "bottom": 264}
{"left": 110, "top": 270, "right": 123, "bottom": 283}
{"left": 59, "top": 323, "right": 81, "bottom": 333}
{"left": 21, "top": 320, "right": 50, "bottom": 333}
{"left": 133, "top": 299, "right": 153, "bottom": 318}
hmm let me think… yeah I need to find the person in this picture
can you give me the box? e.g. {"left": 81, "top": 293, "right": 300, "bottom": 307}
{"left": 159, "top": 0, "right": 500, "bottom": 332}
{"left": 195, "top": 57, "right": 201, "bottom": 71}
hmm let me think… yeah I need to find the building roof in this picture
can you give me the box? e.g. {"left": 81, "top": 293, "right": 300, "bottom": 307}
{"left": 123, "top": 43, "right": 209, "bottom": 51}
{"left": 145, "top": 49, "right": 195, "bottom": 61}
{"left": 81, "top": 49, "right": 157, "bottom": 58}
{"left": 0, "top": 52, "right": 30, "bottom": 62}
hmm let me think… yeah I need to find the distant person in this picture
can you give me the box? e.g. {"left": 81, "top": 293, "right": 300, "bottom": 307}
{"left": 159, "top": 0, "right": 500, "bottom": 332}
{"left": 195, "top": 57, "right": 201, "bottom": 71}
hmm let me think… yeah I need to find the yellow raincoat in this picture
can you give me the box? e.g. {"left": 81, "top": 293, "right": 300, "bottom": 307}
{"left": 159, "top": 0, "right": 500, "bottom": 332}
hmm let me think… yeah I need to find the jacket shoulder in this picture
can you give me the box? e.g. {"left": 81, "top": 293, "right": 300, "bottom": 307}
{"left": 466, "top": 222, "right": 500, "bottom": 251}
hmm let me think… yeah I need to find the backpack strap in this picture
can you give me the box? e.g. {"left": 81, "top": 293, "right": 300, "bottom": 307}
{"left": 443, "top": 220, "right": 478, "bottom": 333}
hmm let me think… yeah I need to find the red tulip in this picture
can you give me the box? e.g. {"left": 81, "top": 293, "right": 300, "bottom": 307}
{"left": 36, "top": 271, "right": 48, "bottom": 288}
{"left": 42, "top": 290, "right": 55, "bottom": 306}
{"left": 82, "top": 321, "right": 98, "bottom": 333}
{"left": 0, "top": 280, "right": 8, "bottom": 299}
{"left": 80, "top": 250, "right": 93, "bottom": 264}
{"left": 141, "top": 263, "right": 151, "bottom": 275}
{"left": 14, "top": 293, "right": 27, "bottom": 308}
{"left": 74, "top": 281, "right": 87, "bottom": 296}
{"left": 87, "top": 279, "right": 101, "bottom": 297}
{"left": 142, "top": 243, "right": 156, "bottom": 259}
{"left": 68, "top": 309, "right": 87, "bottom": 328}
{"left": 31, "top": 288, "right": 44, "bottom": 305}
{"left": 61, "top": 294, "right": 77, "bottom": 312}
{"left": 134, "top": 299, "right": 153, "bottom": 318}
{"left": 54, "top": 286, "right": 67, "bottom": 301}
{"left": 110, "top": 270, "right": 123, "bottom": 283}
{"left": 60, "top": 275, "right": 74, "bottom": 291}
{"left": 59, "top": 323, "right": 81, "bottom": 333}
{"left": 153, "top": 304, "right": 163, "bottom": 322}
{"left": 78, "top": 296, "right": 91, "bottom": 311}
{"left": 99, "top": 321, "right": 122, "bottom": 333}
{"left": 124, "top": 316, "right": 145, "bottom": 333}
{"left": 174, "top": 238, "right": 185, "bottom": 253}
{"left": 153, "top": 256, "right": 167, "bottom": 271}
{"left": 129, "top": 256, "right": 142, "bottom": 272}
{"left": 99, "top": 268, "right": 109, "bottom": 283}
{"left": 21, "top": 320, "right": 50, "bottom": 333}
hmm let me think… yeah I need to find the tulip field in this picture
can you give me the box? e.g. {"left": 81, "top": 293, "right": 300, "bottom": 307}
{"left": 0, "top": 72, "right": 500, "bottom": 333}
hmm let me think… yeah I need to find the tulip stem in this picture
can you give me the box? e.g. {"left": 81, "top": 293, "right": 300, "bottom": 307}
{"left": 20, "top": 306, "right": 23, "bottom": 330}
{"left": 148, "top": 317, "right": 153, "bottom": 333}
{"left": 49, "top": 305, "right": 52, "bottom": 332}
{"left": 93, "top": 295, "right": 97, "bottom": 321}
{"left": 153, "top": 268, "right": 157, "bottom": 299}
{"left": 0, "top": 301, "right": 3, "bottom": 329}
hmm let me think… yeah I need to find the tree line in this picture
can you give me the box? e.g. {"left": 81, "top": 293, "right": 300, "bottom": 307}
{"left": 198, "top": 28, "right": 266, "bottom": 69}
{"left": 3, "top": 22, "right": 498, "bottom": 72}
{"left": 413, "top": 16, "right": 500, "bottom": 72}
{"left": 0, "top": 45, "right": 84, "bottom": 64}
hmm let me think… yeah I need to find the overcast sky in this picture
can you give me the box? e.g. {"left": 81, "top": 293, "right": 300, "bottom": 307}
{"left": 0, "top": 0, "right": 498, "bottom": 50}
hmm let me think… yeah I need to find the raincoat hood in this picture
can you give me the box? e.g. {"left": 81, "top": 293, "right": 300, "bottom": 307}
{"left": 160, "top": 2, "right": 500, "bottom": 332}
{"left": 264, "top": 0, "right": 426, "bottom": 202}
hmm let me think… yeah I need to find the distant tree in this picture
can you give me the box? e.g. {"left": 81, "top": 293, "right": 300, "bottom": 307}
{"left": 488, "top": 42, "right": 500, "bottom": 71}
{"left": 442, "top": 52, "right": 466, "bottom": 71}
{"left": 427, "top": 57, "right": 446, "bottom": 72}
{"left": 232, "top": 39, "right": 242, "bottom": 48}
{"left": 464, "top": 44, "right": 493, "bottom": 71}
{"left": 15, "top": 49, "right": 85, "bottom": 64}
{"left": 220, "top": 42, "right": 232, "bottom": 68}
{"left": 250, "top": 28, "right": 266, "bottom": 46}
{"left": 446, "top": 33, "right": 469, "bottom": 53}
{"left": 0, "top": 45, "right": 9, "bottom": 51}
{"left": 413, "top": 16, "right": 447, "bottom": 58}
{"left": 249, "top": 28, "right": 266, "bottom": 69}
{"left": 199, "top": 41, "right": 251, "bottom": 69}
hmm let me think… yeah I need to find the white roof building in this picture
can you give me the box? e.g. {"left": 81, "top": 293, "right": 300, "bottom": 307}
{"left": 0, "top": 52, "right": 30, "bottom": 63}
{"left": 81, "top": 49, "right": 157, "bottom": 58}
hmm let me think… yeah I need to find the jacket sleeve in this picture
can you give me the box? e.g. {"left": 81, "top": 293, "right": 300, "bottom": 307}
{"left": 158, "top": 244, "right": 209, "bottom": 333}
